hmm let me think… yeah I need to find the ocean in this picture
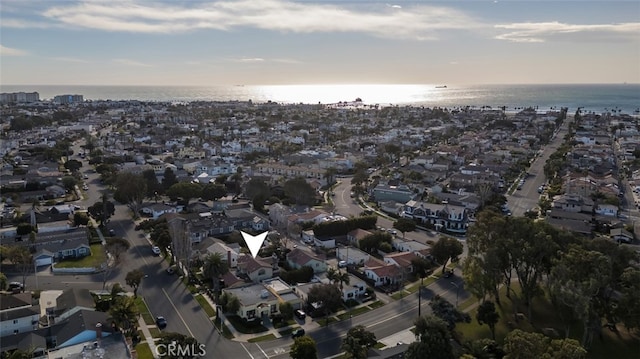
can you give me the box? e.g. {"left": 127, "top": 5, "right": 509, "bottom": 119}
{"left": 1, "top": 83, "right": 639, "bottom": 115}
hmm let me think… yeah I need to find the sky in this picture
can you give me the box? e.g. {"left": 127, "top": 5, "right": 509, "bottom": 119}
{"left": 1, "top": 0, "right": 639, "bottom": 86}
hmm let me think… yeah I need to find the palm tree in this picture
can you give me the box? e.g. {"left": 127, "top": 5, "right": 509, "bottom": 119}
{"left": 324, "top": 167, "right": 337, "bottom": 187}
{"left": 110, "top": 296, "right": 139, "bottom": 337}
{"left": 203, "top": 253, "right": 228, "bottom": 310}
{"left": 327, "top": 267, "right": 350, "bottom": 296}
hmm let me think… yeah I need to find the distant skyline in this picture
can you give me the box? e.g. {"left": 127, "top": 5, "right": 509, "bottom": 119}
{"left": 1, "top": 0, "right": 639, "bottom": 86}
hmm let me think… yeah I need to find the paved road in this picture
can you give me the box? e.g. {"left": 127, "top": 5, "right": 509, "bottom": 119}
{"left": 507, "top": 117, "right": 570, "bottom": 217}
{"left": 333, "top": 177, "right": 438, "bottom": 244}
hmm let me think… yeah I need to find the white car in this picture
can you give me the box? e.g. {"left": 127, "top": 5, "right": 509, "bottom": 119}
{"left": 152, "top": 246, "right": 161, "bottom": 255}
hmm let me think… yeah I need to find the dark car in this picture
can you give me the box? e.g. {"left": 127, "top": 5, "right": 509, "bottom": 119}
{"left": 295, "top": 310, "right": 306, "bottom": 320}
{"left": 8, "top": 282, "right": 24, "bottom": 292}
{"left": 156, "top": 316, "right": 167, "bottom": 329}
{"left": 166, "top": 266, "right": 176, "bottom": 275}
{"left": 108, "top": 229, "right": 115, "bottom": 236}
{"left": 444, "top": 269, "right": 454, "bottom": 278}
{"left": 291, "top": 328, "right": 305, "bottom": 338}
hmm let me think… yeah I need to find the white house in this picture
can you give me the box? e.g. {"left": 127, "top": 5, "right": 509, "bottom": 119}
{"left": 363, "top": 259, "right": 402, "bottom": 288}
{"left": 341, "top": 280, "right": 367, "bottom": 302}
{"left": 595, "top": 204, "right": 618, "bottom": 217}
{"left": 0, "top": 293, "right": 40, "bottom": 336}
{"left": 140, "top": 203, "right": 178, "bottom": 219}
{"left": 206, "top": 242, "right": 239, "bottom": 268}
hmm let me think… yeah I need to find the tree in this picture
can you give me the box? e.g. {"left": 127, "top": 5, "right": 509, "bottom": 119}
{"left": 16, "top": 223, "right": 35, "bottom": 236}
{"left": 0, "top": 272, "right": 7, "bottom": 291}
{"left": 284, "top": 177, "right": 317, "bottom": 206}
{"left": 203, "top": 252, "right": 228, "bottom": 308}
{"left": 105, "top": 237, "right": 130, "bottom": 264}
{"left": 279, "top": 301, "right": 294, "bottom": 321}
{"left": 290, "top": 335, "right": 317, "bottom": 359}
{"left": 548, "top": 246, "right": 611, "bottom": 346}
{"left": 61, "top": 175, "right": 78, "bottom": 191}
{"left": 113, "top": 172, "right": 147, "bottom": 218}
{"left": 141, "top": 169, "right": 161, "bottom": 198}
{"left": 431, "top": 237, "right": 463, "bottom": 274}
{"left": 324, "top": 167, "right": 337, "bottom": 187}
{"left": 327, "top": 267, "right": 350, "bottom": 294}
{"left": 307, "top": 283, "right": 343, "bottom": 314}
{"left": 244, "top": 178, "right": 270, "bottom": 201}
{"left": 64, "top": 159, "right": 83, "bottom": 172}
{"left": 161, "top": 167, "right": 178, "bottom": 191}
{"left": 617, "top": 267, "right": 640, "bottom": 333}
{"left": 503, "top": 329, "right": 586, "bottom": 359}
{"left": 341, "top": 325, "right": 377, "bottom": 359}
{"left": 125, "top": 269, "right": 145, "bottom": 298}
{"left": 476, "top": 300, "right": 500, "bottom": 340}
{"left": 428, "top": 295, "right": 471, "bottom": 330}
{"left": 411, "top": 257, "right": 432, "bottom": 285}
{"left": 9, "top": 246, "right": 32, "bottom": 290}
{"left": 406, "top": 315, "right": 454, "bottom": 359}
{"left": 201, "top": 183, "right": 227, "bottom": 201}
{"left": 393, "top": 218, "right": 416, "bottom": 239}
{"left": 109, "top": 296, "right": 139, "bottom": 337}
{"left": 166, "top": 182, "right": 203, "bottom": 204}
{"left": 87, "top": 193, "right": 115, "bottom": 226}
{"left": 73, "top": 212, "right": 90, "bottom": 227}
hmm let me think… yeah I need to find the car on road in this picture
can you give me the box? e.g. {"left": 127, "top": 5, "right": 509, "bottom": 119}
{"left": 295, "top": 310, "right": 306, "bottom": 320}
{"left": 156, "top": 316, "right": 167, "bottom": 329}
{"left": 291, "top": 328, "right": 305, "bottom": 338}
{"left": 108, "top": 229, "right": 115, "bottom": 236}
{"left": 167, "top": 266, "right": 177, "bottom": 275}
{"left": 152, "top": 246, "right": 161, "bottom": 255}
{"left": 443, "top": 269, "right": 454, "bottom": 278}
{"left": 338, "top": 260, "right": 347, "bottom": 268}
{"left": 8, "top": 282, "right": 24, "bottom": 291}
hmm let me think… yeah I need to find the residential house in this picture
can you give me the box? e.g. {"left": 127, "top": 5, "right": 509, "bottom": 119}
{"left": 347, "top": 228, "right": 373, "bottom": 246}
{"left": 595, "top": 204, "right": 618, "bottom": 217}
{"left": 263, "top": 278, "right": 303, "bottom": 310}
{"left": 336, "top": 246, "right": 370, "bottom": 266}
{"left": 53, "top": 288, "right": 95, "bottom": 322}
{"left": 140, "top": 202, "right": 178, "bottom": 219}
{"left": 237, "top": 255, "right": 273, "bottom": 283}
{"left": 313, "top": 236, "right": 336, "bottom": 249}
{"left": 205, "top": 241, "right": 239, "bottom": 268}
{"left": 0, "top": 293, "right": 40, "bottom": 336}
{"left": 610, "top": 228, "right": 634, "bottom": 243}
{"left": 372, "top": 183, "right": 415, "bottom": 204}
{"left": 402, "top": 200, "right": 469, "bottom": 234}
{"left": 225, "top": 208, "right": 270, "bottom": 232}
{"left": 287, "top": 248, "right": 327, "bottom": 274}
{"left": 341, "top": 280, "right": 367, "bottom": 302}
{"left": 363, "top": 258, "right": 402, "bottom": 288}
{"left": 384, "top": 251, "right": 419, "bottom": 277}
{"left": 392, "top": 239, "right": 431, "bottom": 254}
{"left": 222, "top": 284, "right": 279, "bottom": 321}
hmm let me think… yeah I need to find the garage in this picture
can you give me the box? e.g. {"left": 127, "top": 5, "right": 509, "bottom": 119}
{"left": 34, "top": 253, "right": 53, "bottom": 267}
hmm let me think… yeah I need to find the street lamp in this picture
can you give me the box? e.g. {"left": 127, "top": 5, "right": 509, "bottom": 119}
{"left": 450, "top": 281, "right": 460, "bottom": 307}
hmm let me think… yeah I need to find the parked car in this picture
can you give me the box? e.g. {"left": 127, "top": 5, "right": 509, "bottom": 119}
{"left": 295, "top": 310, "right": 306, "bottom": 320}
{"left": 167, "top": 266, "right": 177, "bottom": 275}
{"left": 8, "top": 282, "right": 23, "bottom": 291}
{"left": 152, "top": 246, "right": 161, "bottom": 255}
{"left": 291, "top": 328, "right": 305, "bottom": 338}
{"left": 156, "top": 316, "right": 167, "bottom": 329}
{"left": 338, "top": 261, "right": 347, "bottom": 268}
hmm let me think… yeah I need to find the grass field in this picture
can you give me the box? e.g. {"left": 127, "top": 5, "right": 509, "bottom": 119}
{"left": 368, "top": 300, "right": 385, "bottom": 309}
{"left": 456, "top": 285, "right": 640, "bottom": 359}
{"left": 194, "top": 294, "right": 216, "bottom": 318}
{"left": 135, "top": 297, "right": 155, "bottom": 326}
{"left": 248, "top": 334, "right": 276, "bottom": 343}
{"left": 134, "top": 342, "right": 153, "bottom": 359}
{"left": 337, "top": 305, "right": 371, "bottom": 321}
{"left": 55, "top": 244, "right": 106, "bottom": 268}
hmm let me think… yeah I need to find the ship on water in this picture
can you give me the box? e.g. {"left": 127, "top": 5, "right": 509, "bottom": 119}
{"left": 435, "top": 85, "right": 447, "bottom": 88}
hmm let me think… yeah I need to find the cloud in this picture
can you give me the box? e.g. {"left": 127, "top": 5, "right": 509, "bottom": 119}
{"left": 0, "top": 44, "right": 28, "bottom": 56}
{"left": 53, "top": 56, "right": 89, "bottom": 63}
{"left": 30, "top": 0, "right": 479, "bottom": 40}
{"left": 237, "top": 58, "right": 265, "bottom": 63}
{"left": 113, "top": 58, "right": 153, "bottom": 67}
{"left": 495, "top": 21, "right": 640, "bottom": 43}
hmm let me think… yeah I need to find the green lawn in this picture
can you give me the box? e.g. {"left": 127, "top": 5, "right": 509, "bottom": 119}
{"left": 318, "top": 316, "right": 339, "bottom": 327}
{"left": 456, "top": 285, "right": 640, "bottom": 359}
{"left": 135, "top": 297, "right": 155, "bottom": 326}
{"left": 55, "top": 244, "right": 106, "bottom": 268}
{"left": 134, "top": 342, "right": 154, "bottom": 359}
{"left": 149, "top": 327, "right": 161, "bottom": 338}
{"left": 279, "top": 327, "right": 298, "bottom": 336}
{"left": 213, "top": 317, "right": 234, "bottom": 339}
{"left": 374, "top": 342, "right": 386, "bottom": 349}
{"left": 391, "top": 291, "right": 408, "bottom": 300}
{"left": 248, "top": 333, "right": 276, "bottom": 343}
{"left": 337, "top": 306, "right": 371, "bottom": 321}
{"left": 368, "top": 300, "right": 385, "bottom": 309}
{"left": 226, "top": 315, "right": 268, "bottom": 334}
{"left": 194, "top": 294, "right": 216, "bottom": 318}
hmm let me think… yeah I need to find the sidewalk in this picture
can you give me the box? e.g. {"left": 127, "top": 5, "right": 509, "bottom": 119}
{"left": 137, "top": 315, "right": 159, "bottom": 359}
